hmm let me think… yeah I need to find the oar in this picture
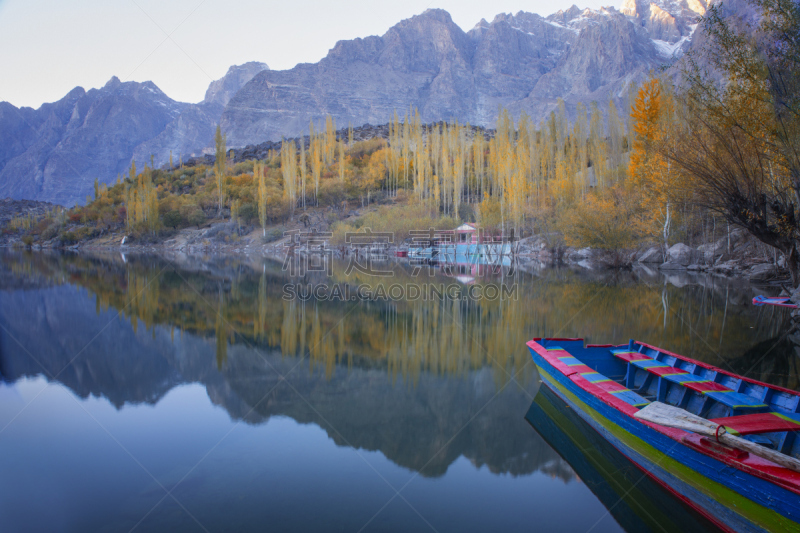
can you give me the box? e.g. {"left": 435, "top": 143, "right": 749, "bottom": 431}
{"left": 635, "top": 402, "right": 800, "bottom": 474}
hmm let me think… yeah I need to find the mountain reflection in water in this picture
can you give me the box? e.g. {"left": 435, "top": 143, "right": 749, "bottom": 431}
{"left": 0, "top": 250, "right": 796, "bottom": 532}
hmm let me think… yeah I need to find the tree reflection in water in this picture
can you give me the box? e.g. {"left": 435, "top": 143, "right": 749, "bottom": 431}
{"left": 0, "top": 250, "right": 796, "bottom": 482}
{"left": 1, "top": 250, "right": 796, "bottom": 390}
{"left": 2, "top": 248, "right": 799, "bottom": 533}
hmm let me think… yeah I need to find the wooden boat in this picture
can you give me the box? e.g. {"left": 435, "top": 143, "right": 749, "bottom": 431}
{"left": 528, "top": 338, "right": 800, "bottom": 532}
{"left": 753, "top": 295, "right": 798, "bottom": 309}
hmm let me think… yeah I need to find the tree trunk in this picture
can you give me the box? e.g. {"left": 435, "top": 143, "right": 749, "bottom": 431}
{"left": 663, "top": 201, "right": 671, "bottom": 256}
{"left": 787, "top": 243, "right": 799, "bottom": 287}
{"left": 727, "top": 222, "right": 731, "bottom": 255}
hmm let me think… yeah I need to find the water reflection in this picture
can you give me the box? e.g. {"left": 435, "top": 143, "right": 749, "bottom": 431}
{"left": 0, "top": 254, "right": 560, "bottom": 479}
{"left": 525, "top": 386, "right": 718, "bottom": 532}
{"left": 0, "top": 250, "right": 797, "bottom": 532}
{"left": 1, "top": 250, "right": 796, "bottom": 391}
{"left": 1, "top": 251, "right": 796, "bottom": 472}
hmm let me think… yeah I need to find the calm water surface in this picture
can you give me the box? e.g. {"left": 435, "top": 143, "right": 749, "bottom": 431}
{"left": 0, "top": 251, "right": 796, "bottom": 532}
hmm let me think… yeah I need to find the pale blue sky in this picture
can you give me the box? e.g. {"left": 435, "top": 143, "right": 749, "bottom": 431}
{"left": 0, "top": 0, "right": 612, "bottom": 109}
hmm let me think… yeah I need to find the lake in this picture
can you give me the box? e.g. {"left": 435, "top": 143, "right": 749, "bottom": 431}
{"left": 0, "top": 250, "right": 795, "bottom": 532}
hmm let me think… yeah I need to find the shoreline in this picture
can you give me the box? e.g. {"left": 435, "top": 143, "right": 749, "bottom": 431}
{"left": 3, "top": 239, "right": 788, "bottom": 290}
{"left": 2, "top": 214, "right": 792, "bottom": 288}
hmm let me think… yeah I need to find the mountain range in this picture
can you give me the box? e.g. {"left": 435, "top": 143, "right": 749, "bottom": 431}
{"left": 0, "top": 1, "right": 707, "bottom": 206}
{"left": 222, "top": 0, "right": 705, "bottom": 147}
{"left": 0, "top": 62, "right": 268, "bottom": 206}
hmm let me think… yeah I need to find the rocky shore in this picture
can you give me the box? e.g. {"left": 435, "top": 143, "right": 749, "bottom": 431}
{"left": 8, "top": 229, "right": 788, "bottom": 288}
{"left": 515, "top": 228, "right": 791, "bottom": 286}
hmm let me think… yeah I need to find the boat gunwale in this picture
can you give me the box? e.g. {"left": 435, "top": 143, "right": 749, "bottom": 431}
{"left": 533, "top": 337, "right": 800, "bottom": 398}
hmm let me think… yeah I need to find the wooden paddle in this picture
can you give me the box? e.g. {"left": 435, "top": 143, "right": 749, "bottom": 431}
{"left": 634, "top": 402, "right": 800, "bottom": 473}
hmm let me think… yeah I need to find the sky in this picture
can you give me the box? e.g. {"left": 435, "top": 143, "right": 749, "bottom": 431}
{"left": 0, "top": 0, "right": 611, "bottom": 109}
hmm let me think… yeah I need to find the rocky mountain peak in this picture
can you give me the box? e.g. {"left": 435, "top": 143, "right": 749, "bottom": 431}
{"left": 474, "top": 18, "right": 490, "bottom": 30}
{"left": 103, "top": 76, "right": 122, "bottom": 89}
{"left": 416, "top": 8, "right": 456, "bottom": 24}
{"left": 622, "top": 0, "right": 707, "bottom": 42}
{"left": 64, "top": 86, "right": 87, "bottom": 102}
{"left": 203, "top": 61, "right": 269, "bottom": 107}
{"left": 384, "top": 7, "right": 467, "bottom": 47}
{"left": 220, "top": 2, "right": 708, "bottom": 147}
{"left": 549, "top": 5, "right": 585, "bottom": 21}
{"left": 0, "top": 77, "right": 190, "bottom": 206}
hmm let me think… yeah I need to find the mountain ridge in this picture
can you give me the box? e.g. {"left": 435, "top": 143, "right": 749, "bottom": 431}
{"left": 0, "top": 2, "right": 708, "bottom": 206}
{"left": 0, "top": 62, "right": 268, "bottom": 206}
{"left": 221, "top": 3, "right": 702, "bottom": 146}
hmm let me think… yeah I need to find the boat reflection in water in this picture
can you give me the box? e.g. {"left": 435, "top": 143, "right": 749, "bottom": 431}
{"left": 525, "top": 386, "right": 718, "bottom": 533}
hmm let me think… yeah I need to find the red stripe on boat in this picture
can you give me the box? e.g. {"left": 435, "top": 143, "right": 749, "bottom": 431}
{"left": 566, "top": 364, "right": 595, "bottom": 374}
{"left": 613, "top": 351, "right": 652, "bottom": 363}
{"left": 569, "top": 373, "right": 642, "bottom": 417}
{"left": 593, "top": 380, "right": 630, "bottom": 393}
{"left": 646, "top": 366, "right": 689, "bottom": 377}
{"left": 709, "top": 413, "right": 800, "bottom": 436}
{"left": 683, "top": 380, "right": 731, "bottom": 394}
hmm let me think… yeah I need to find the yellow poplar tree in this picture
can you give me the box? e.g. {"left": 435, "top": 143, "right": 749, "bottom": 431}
{"left": 629, "top": 78, "right": 679, "bottom": 248}
{"left": 256, "top": 161, "right": 267, "bottom": 236}
{"left": 214, "top": 125, "right": 226, "bottom": 217}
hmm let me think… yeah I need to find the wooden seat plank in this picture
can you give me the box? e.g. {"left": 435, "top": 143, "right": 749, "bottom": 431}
{"left": 710, "top": 412, "right": 800, "bottom": 436}
{"left": 705, "top": 390, "right": 768, "bottom": 411}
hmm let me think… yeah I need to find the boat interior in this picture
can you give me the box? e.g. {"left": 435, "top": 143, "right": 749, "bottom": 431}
{"left": 534, "top": 339, "right": 800, "bottom": 460}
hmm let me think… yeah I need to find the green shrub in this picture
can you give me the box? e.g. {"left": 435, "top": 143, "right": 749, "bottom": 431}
{"left": 263, "top": 226, "right": 285, "bottom": 243}
{"left": 60, "top": 231, "right": 78, "bottom": 245}
{"left": 162, "top": 210, "right": 183, "bottom": 228}
{"left": 232, "top": 160, "right": 254, "bottom": 176}
{"left": 40, "top": 223, "right": 60, "bottom": 241}
{"left": 75, "top": 227, "right": 96, "bottom": 241}
{"left": 180, "top": 205, "right": 205, "bottom": 226}
{"left": 237, "top": 202, "right": 257, "bottom": 223}
{"left": 198, "top": 194, "right": 217, "bottom": 211}
{"left": 33, "top": 218, "right": 51, "bottom": 235}
{"left": 330, "top": 203, "right": 459, "bottom": 245}
{"left": 458, "top": 203, "right": 476, "bottom": 223}
{"left": 318, "top": 180, "right": 346, "bottom": 208}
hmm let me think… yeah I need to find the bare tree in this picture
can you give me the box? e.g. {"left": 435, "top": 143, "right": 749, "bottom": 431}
{"left": 664, "top": 0, "right": 800, "bottom": 283}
